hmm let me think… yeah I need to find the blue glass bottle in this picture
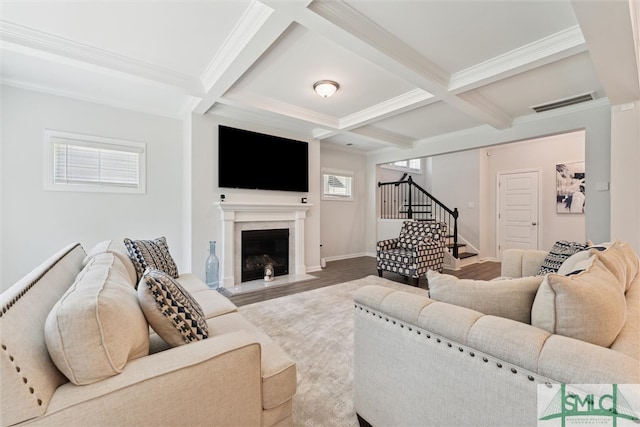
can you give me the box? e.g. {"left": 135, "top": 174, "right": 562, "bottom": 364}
{"left": 205, "top": 241, "right": 220, "bottom": 290}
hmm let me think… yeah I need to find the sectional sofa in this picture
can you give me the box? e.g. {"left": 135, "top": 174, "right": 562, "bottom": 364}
{"left": 1, "top": 239, "right": 296, "bottom": 426}
{"left": 353, "top": 240, "right": 640, "bottom": 426}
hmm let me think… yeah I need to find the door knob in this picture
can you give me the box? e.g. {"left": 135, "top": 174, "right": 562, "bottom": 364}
{"left": 532, "top": 222, "right": 537, "bottom": 226}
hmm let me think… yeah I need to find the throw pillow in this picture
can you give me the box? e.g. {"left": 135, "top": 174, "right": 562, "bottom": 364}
{"left": 537, "top": 240, "right": 588, "bottom": 275}
{"left": 595, "top": 240, "right": 639, "bottom": 293}
{"left": 124, "top": 236, "right": 179, "bottom": 282}
{"left": 138, "top": 268, "right": 209, "bottom": 347}
{"left": 556, "top": 250, "right": 593, "bottom": 276}
{"left": 531, "top": 255, "right": 627, "bottom": 348}
{"left": 426, "top": 270, "right": 544, "bottom": 324}
{"left": 45, "top": 253, "right": 150, "bottom": 385}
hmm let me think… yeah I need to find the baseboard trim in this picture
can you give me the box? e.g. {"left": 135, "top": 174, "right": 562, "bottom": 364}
{"left": 322, "top": 252, "right": 371, "bottom": 263}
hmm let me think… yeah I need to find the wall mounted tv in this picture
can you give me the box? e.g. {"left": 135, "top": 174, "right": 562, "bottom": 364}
{"left": 218, "top": 125, "right": 309, "bottom": 192}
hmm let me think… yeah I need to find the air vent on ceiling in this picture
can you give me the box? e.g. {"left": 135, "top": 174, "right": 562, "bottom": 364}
{"left": 530, "top": 92, "right": 595, "bottom": 113}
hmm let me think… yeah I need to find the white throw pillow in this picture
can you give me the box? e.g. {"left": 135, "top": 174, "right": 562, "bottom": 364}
{"left": 556, "top": 250, "right": 594, "bottom": 276}
{"left": 45, "top": 253, "right": 150, "bottom": 385}
{"left": 531, "top": 254, "right": 627, "bottom": 348}
{"left": 426, "top": 270, "right": 544, "bottom": 323}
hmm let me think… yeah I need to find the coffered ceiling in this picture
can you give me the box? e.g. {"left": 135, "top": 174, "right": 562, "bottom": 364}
{"left": 1, "top": 1, "right": 638, "bottom": 152}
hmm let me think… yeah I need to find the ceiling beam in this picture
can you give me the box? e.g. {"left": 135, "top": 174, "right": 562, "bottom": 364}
{"left": 571, "top": 0, "right": 640, "bottom": 104}
{"left": 449, "top": 26, "right": 587, "bottom": 94}
{"left": 192, "top": 2, "right": 294, "bottom": 114}
{"left": 301, "top": 0, "right": 513, "bottom": 130}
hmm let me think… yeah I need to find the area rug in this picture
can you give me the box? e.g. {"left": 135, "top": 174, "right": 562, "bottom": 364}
{"left": 238, "top": 275, "right": 428, "bottom": 427}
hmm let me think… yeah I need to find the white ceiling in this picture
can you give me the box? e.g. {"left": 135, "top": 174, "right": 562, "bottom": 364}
{"left": 2, "top": 0, "right": 639, "bottom": 153}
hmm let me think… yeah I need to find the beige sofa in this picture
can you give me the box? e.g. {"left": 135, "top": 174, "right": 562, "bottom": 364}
{"left": 1, "top": 241, "right": 296, "bottom": 427}
{"left": 353, "top": 241, "right": 639, "bottom": 426}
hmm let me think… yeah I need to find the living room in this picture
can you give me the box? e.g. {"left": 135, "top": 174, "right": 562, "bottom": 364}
{"left": 1, "top": 1, "right": 639, "bottom": 426}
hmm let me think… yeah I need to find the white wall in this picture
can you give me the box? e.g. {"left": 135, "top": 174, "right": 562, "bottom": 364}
{"left": 483, "top": 131, "right": 586, "bottom": 255}
{"left": 319, "top": 145, "right": 368, "bottom": 262}
{"left": 1, "top": 86, "right": 183, "bottom": 291}
{"left": 366, "top": 101, "right": 612, "bottom": 258}
{"left": 429, "top": 150, "right": 481, "bottom": 249}
{"left": 186, "top": 113, "right": 322, "bottom": 281}
{"left": 610, "top": 100, "right": 640, "bottom": 252}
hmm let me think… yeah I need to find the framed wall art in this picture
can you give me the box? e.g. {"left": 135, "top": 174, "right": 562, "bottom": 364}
{"left": 556, "top": 161, "right": 585, "bottom": 214}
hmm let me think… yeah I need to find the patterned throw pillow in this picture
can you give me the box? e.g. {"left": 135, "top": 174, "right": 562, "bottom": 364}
{"left": 537, "top": 240, "right": 588, "bottom": 275}
{"left": 124, "top": 236, "right": 179, "bottom": 282}
{"left": 138, "top": 268, "right": 209, "bottom": 347}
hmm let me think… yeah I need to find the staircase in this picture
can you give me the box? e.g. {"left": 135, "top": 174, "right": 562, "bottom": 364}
{"left": 378, "top": 176, "right": 478, "bottom": 269}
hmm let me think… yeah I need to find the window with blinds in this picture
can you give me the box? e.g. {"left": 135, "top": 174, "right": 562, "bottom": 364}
{"left": 322, "top": 169, "right": 354, "bottom": 201}
{"left": 381, "top": 158, "right": 423, "bottom": 174}
{"left": 44, "top": 130, "right": 146, "bottom": 193}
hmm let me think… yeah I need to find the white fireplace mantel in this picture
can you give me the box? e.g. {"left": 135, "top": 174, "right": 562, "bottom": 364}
{"left": 216, "top": 202, "right": 312, "bottom": 288}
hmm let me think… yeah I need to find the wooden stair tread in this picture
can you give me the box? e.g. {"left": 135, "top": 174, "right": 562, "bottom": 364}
{"left": 458, "top": 252, "right": 477, "bottom": 260}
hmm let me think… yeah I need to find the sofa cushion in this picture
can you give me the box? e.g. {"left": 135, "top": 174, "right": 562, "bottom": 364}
{"left": 537, "top": 240, "right": 588, "bottom": 275}
{"left": 84, "top": 239, "right": 138, "bottom": 285}
{"left": 124, "top": 236, "right": 179, "bottom": 282}
{"left": 138, "top": 268, "right": 209, "bottom": 347}
{"left": 531, "top": 255, "right": 627, "bottom": 347}
{"left": 176, "top": 274, "right": 238, "bottom": 318}
{"left": 44, "top": 253, "right": 150, "bottom": 385}
{"left": 427, "top": 270, "right": 544, "bottom": 323}
{"left": 206, "top": 312, "right": 297, "bottom": 410}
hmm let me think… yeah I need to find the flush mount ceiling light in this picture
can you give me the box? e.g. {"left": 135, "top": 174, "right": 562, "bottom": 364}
{"left": 313, "top": 80, "right": 339, "bottom": 98}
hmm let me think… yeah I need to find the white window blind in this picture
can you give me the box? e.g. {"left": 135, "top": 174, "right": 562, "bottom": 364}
{"left": 44, "top": 130, "right": 146, "bottom": 193}
{"left": 322, "top": 169, "right": 354, "bottom": 201}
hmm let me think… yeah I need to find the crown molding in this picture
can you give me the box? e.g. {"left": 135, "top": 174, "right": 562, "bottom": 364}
{"left": 200, "top": 1, "right": 274, "bottom": 91}
{"left": 449, "top": 26, "right": 587, "bottom": 94}
{"left": 0, "top": 20, "right": 203, "bottom": 95}
{"left": 2, "top": 78, "right": 182, "bottom": 119}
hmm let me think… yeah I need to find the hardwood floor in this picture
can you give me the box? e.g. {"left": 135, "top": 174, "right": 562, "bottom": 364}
{"left": 222, "top": 256, "right": 501, "bottom": 306}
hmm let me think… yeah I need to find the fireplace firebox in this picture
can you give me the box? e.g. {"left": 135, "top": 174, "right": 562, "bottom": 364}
{"left": 241, "top": 229, "right": 289, "bottom": 282}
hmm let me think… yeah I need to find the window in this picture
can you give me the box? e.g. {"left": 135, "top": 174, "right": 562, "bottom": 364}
{"left": 381, "top": 158, "right": 422, "bottom": 174}
{"left": 322, "top": 169, "right": 354, "bottom": 201}
{"left": 44, "top": 130, "right": 146, "bottom": 193}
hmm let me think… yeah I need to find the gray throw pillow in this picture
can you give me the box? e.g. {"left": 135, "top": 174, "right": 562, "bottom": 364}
{"left": 124, "top": 236, "right": 179, "bottom": 282}
{"left": 138, "top": 268, "right": 209, "bottom": 347}
{"left": 537, "top": 240, "right": 588, "bottom": 275}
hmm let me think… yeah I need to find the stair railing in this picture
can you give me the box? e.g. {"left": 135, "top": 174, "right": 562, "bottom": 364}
{"left": 378, "top": 176, "right": 460, "bottom": 258}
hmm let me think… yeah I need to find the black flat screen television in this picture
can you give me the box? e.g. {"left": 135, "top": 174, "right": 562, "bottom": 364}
{"left": 218, "top": 125, "right": 309, "bottom": 192}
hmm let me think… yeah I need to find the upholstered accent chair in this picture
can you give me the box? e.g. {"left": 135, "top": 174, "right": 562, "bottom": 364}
{"left": 376, "top": 220, "right": 446, "bottom": 285}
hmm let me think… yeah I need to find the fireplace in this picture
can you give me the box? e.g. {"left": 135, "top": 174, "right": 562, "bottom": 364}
{"left": 241, "top": 229, "right": 289, "bottom": 282}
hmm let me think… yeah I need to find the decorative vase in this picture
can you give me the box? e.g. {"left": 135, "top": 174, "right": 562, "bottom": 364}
{"left": 205, "top": 241, "right": 220, "bottom": 290}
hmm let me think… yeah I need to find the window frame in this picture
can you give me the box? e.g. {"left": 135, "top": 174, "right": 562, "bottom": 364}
{"left": 380, "top": 158, "right": 423, "bottom": 174}
{"left": 321, "top": 168, "right": 354, "bottom": 201}
{"left": 43, "top": 129, "right": 146, "bottom": 194}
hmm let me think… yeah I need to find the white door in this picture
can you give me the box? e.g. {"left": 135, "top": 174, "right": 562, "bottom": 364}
{"left": 497, "top": 171, "right": 539, "bottom": 258}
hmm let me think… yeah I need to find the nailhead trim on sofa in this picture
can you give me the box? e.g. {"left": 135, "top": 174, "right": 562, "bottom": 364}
{"left": 354, "top": 303, "right": 548, "bottom": 384}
